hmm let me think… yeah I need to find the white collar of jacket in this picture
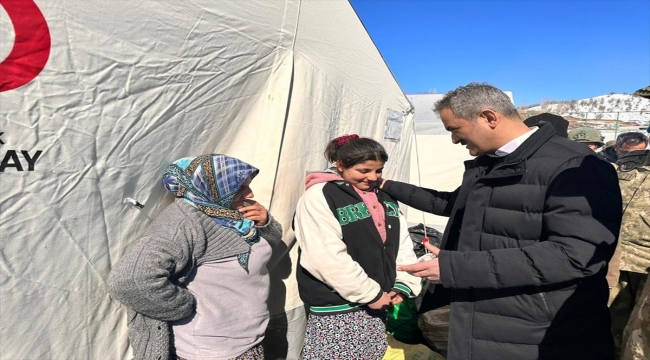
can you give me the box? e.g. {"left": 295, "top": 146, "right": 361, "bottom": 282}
{"left": 464, "top": 124, "right": 556, "bottom": 181}
{"left": 489, "top": 126, "right": 539, "bottom": 157}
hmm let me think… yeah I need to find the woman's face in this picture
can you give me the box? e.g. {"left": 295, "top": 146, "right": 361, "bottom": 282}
{"left": 337, "top": 160, "right": 384, "bottom": 191}
{"left": 230, "top": 177, "right": 254, "bottom": 210}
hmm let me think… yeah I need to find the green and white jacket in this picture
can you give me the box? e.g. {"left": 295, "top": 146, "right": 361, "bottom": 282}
{"left": 295, "top": 180, "right": 421, "bottom": 315}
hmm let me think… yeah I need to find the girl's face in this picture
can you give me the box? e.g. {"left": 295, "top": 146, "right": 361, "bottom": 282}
{"left": 337, "top": 160, "right": 385, "bottom": 191}
{"left": 230, "top": 177, "right": 254, "bottom": 210}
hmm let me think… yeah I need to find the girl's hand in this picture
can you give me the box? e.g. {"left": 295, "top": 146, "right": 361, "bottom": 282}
{"left": 388, "top": 291, "right": 405, "bottom": 306}
{"left": 368, "top": 292, "right": 392, "bottom": 310}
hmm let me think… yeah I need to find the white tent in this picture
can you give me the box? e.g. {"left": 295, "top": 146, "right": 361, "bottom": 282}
{"left": 405, "top": 94, "right": 471, "bottom": 231}
{"left": 0, "top": 0, "right": 414, "bottom": 358}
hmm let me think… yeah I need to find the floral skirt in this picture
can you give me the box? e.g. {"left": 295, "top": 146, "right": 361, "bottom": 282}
{"left": 175, "top": 343, "right": 264, "bottom": 360}
{"left": 302, "top": 308, "right": 388, "bottom": 360}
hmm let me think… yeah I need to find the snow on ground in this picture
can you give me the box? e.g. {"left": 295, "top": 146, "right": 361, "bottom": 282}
{"left": 520, "top": 93, "right": 650, "bottom": 132}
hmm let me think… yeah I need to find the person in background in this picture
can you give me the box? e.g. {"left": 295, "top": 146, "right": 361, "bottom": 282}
{"left": 294, "top": 135, "right": 421, "bottom": 360}
{"left": 523, "top": 113, "right": 569, "bottom": 138}
{"left": 607, "top": 132, "right": 649, "bottom": 303}
{"left": 617, "top": 86, "right": 650, "bottom": 360}
{"left": 618, "top": 88, "right": 650, "bottom": 360}
{"left": 621, "top": 282, "right": 650, "bottom": 360}
{"left": 615, "top": 132, "right": 648, "bottom": 157}
{"left": 568, "top": 125, "right": 606, "bottom": 151}
{"left": 379, "top": 83, "right": 622, "bottom": 360}
{"left": 108, "top": 154, "right": 283, "bottom": 360}
{"left": 609, "top": 127, "right": 649, "bottom": 358}
{"left": 600, "top": 140, "right": 619, "bottom": 163}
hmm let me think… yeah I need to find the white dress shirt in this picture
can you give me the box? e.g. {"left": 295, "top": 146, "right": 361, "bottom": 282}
{"left": 490, "top": 127, "right": 539, "bottom": 157}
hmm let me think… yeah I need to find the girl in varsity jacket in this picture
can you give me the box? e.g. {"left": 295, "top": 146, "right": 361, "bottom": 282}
{"left": 294, "top": 135, "right": 421, "bottom": 359}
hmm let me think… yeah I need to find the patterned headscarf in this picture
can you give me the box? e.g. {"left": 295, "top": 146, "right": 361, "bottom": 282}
{"left": 163, "top": 154, "right": 260, "bottom": 270}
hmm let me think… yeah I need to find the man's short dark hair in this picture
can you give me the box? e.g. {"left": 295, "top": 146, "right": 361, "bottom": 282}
{"left": 616, "top": 132, "right": 648, "bottom": 148}
{"left": 433, "top": 83, "right": 520, "bottom": 121}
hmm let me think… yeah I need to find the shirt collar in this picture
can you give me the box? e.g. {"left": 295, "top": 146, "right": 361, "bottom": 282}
{"left": 489, "top": 127, "right": 539, "bottom": 157}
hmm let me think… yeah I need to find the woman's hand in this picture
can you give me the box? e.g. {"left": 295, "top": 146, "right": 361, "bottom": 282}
{"left": 238, "top": 200, "right": 269, "bottom": 226}
{"left": 368, "top": 292, "right": 392, "bottom": 310}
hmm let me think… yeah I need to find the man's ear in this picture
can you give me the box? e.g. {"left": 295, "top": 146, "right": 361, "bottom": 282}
{"left": 480, "top": 109, "right": 499, "bottom": 129}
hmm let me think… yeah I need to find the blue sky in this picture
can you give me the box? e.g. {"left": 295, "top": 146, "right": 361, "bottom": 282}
{"left": 349, "top": 0, "right": 650, "bottom": 107}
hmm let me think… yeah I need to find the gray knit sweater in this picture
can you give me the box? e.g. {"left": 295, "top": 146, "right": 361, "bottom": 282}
{"left": 108, "top": 199, "right": 283, "bottom": 360}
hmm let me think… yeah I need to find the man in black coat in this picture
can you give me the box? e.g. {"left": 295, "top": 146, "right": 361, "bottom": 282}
{"left": 380, "top": 83, "right": 622, "bottom": 360}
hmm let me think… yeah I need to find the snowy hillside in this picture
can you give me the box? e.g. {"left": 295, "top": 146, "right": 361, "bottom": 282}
{"left": 520, "top": 94, "right": 650, "bottom": 122}
{"left": 519, "top": 94, "right": 650, "bottom": 139}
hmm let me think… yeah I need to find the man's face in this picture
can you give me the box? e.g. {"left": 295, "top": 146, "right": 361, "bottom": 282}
{"left": 440, "top": 108, "right": 492, "bottom": 156}
{"left": 616, "top": 142, "right": 648, "bottom": 157}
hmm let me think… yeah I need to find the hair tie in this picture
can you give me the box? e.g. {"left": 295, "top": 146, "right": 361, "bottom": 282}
{"left": 336, "top": 134, "right": 359, "bottom": 146}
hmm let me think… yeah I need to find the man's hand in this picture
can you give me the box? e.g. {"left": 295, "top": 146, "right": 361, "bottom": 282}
{"left": 368, "top": 292, "right": 392, "bottom": 310}
{"left": 398, "top": 242, "right": 442, "bottom": 284}
{"left": 376, "top": 178, "right": 386, "bottom": 190}
{"left": 238, "top": 200, "right": 269, "bottom": 226}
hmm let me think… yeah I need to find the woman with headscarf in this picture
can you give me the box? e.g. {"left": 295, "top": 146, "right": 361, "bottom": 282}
{"left": 108, "top": 154, "right": 282, "bottom": 360}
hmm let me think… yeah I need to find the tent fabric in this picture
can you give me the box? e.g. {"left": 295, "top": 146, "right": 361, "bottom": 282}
{"left": 406, "top": 135, "right": 473, "bottom": 231}
{"left": 0, "top": 0, "right": 414, "bottom": 358}
{"left": 408, "top": 94, "right": 447, "bottom": 135}
{"left": 406, "top": 94, "right": 470, "bottom": 231}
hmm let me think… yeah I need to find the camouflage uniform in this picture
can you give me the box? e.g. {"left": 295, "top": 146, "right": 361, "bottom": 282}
{"left": 610, "top": 149, "right": 650, "bottom": 357}
{"left": 617, "top": 151, "right": 650, "bottom": 274}
{"left": 608, "top": 240, "right": 623, "bottom": 305}
{"left": 620, "top": 277, "right": 650, "bottom": 360}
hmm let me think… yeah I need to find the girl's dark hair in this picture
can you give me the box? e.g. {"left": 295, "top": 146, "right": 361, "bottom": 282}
{"left": 324, "top": 136, "right": 388, "bottom": 168}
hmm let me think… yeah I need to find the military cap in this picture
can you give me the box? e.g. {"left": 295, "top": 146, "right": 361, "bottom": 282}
{"left": 568, "top": 126, "right": 605, "bottom": 147}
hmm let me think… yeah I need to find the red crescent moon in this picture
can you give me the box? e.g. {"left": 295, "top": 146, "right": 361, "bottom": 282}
{"left": 0, "top": 0, "right": 51, "bottom": 92}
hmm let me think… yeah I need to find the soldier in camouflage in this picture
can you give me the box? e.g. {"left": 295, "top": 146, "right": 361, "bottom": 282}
{"left": 618, "top": 86, "right": 650, "bottom": 360}
{"left": 568, "top": 126, "right": 605, "bottom": 151}
{"left": 621, "top": 279, "right": 650, "bottom": 360}
{"left": 609, "top": 129, "right": 650, "bottom": 359}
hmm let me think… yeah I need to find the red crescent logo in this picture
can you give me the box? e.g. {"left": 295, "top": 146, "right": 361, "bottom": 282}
{"left": 0, "top": 0, "right": 51, "bottom": 92}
